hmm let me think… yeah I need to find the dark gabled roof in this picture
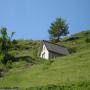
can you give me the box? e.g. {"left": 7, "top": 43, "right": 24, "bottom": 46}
{"left": 43, "top": 40, "right": 69, "bottom": 55}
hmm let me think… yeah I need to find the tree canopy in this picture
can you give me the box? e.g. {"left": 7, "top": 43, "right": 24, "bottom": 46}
{"left": 48, "top": 18, "right": 69, "bottom": 42}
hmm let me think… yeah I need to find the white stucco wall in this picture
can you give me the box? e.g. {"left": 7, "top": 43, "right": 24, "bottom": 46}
{"left": 40, "top": 44, "right": 49, "bottom": 60}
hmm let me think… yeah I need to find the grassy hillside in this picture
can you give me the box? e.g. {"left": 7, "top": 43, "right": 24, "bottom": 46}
{"left": 58, "top": 30, "right": 90, "bottom": 52}
{"left": 10, "top": 40, "right": 40, "bottom": 57}
{"left": 8, "top": 40, "right": 42, "bottom": 64}
{"left": 0, "top": 30, "right": 90, "bottom": 90}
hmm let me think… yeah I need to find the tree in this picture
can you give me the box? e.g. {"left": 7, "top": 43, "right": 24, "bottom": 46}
{"left": 0, "top": 27, "right": 15, "bottom": 64}
{"left": 48, "top": 18, "right": 69, "bottom": 42}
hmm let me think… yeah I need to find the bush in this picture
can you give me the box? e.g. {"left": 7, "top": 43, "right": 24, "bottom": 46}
{"left": 12, "top": 39, "right": 17, "bottom": 44}
{"left": 0, "top": 52, "right": 15, "bottom": 65}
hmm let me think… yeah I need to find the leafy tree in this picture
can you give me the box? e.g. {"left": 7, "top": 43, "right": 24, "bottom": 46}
{"left": 0, "top": 27, "right": 15, "bottom": 64}
{"left": 48, "top": 18, "right": 69, "bottom": 42}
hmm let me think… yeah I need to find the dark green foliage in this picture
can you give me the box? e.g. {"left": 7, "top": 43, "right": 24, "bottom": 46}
{"left": 12, "top": 39, "right": 17, "bottom": 44}
{"left": 0, "top": 27, "right": 15, "bottom": 64}
{"left": 48, "top": 17, "right": 69, "bottom": 42}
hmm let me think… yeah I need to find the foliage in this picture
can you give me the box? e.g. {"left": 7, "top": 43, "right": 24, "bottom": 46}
{"left": 0, "top": 27, "right": 15, "bottom": 64}
{"left": 48, "top": 17, "right": 69, "bottom": 42}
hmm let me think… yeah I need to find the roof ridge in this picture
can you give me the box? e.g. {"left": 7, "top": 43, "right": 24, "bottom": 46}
{"left": 42, "top": 40, "right": 66, "bottom": 49}
{"left": 42, "top": 40, "right": 69, "bottom": 55}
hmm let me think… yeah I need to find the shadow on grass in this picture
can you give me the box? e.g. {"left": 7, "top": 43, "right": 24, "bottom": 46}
{"left": 15, "top": 56, "right": 36, "bottom": 64}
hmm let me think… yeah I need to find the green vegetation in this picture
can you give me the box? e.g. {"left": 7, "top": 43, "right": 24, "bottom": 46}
{"left": 0, "top": 30, "right": 90, "bottom": 90}
{"left": 57, "top": 30, "right": 90, "bottom": 53}
{"left": 48, "top": 17, "right": 69, "bottom": 42}
{"left": 0, "top": 27, "right": 15, "bottom": 64}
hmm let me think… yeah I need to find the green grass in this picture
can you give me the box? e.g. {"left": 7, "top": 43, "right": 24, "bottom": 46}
{"left": 10, "top": 40, "right": 40, "bottom": 58}
{"left": 57, "top": 30, "right": 90, "bottom": 53}
{"left": 0, "top": 30, "right": 90, "bottom": 90}
{"left": 0, "top": 49, "right": 90, "bottom": 89}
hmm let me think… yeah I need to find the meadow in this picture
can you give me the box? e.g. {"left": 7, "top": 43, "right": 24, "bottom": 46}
{"left": 0, "top": 30, "right": 90, "bottom": 90}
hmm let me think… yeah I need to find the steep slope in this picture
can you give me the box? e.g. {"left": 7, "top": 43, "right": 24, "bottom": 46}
{"left": 0, "top": 30, "right": 90, "bottom": 90}
{"left": 57, "top": 30, "right": 90, "bottom": 53}
{"left": 0, "top": 49, "right": 90, "bottom": 89}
